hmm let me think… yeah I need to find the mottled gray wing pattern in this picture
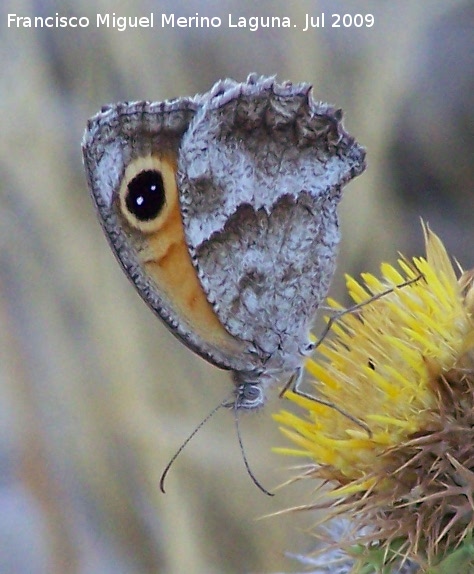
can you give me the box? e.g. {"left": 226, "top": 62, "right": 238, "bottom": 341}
{"left": 178, "top": 75, "right": 365, "bottom": 375}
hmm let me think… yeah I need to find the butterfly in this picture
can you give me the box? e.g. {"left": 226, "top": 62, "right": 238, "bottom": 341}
{"left": 82, "top": 74, "right": 365, "bottom": 411}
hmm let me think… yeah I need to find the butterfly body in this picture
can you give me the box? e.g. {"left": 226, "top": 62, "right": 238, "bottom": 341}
{"left": 82, "top": 75, "right": 365, "bottom": 408}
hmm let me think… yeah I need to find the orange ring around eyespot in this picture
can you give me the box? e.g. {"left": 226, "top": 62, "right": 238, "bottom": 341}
{"left": 118, "top": 154, "right": 178, "bottom": 234}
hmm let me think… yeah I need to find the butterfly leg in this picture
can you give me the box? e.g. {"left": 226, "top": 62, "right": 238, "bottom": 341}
{"left": 279, "top": 368, "right": 372, "bottom": 436}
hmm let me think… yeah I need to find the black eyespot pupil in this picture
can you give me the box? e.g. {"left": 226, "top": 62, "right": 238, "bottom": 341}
{"left": 125, "top": 169, "right": 165, "bottom": 221}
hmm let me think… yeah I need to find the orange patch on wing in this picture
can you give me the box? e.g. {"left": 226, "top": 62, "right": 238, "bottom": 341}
{"left": 133, "top": 163, "right": 238, "bottom": 353}
{"left": 142, "top": 217, "right": 236, "bottom": 350}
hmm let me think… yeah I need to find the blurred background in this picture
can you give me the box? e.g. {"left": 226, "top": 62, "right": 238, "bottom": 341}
{"left": 1, "top": 0, "right": 473, "bottom": 572}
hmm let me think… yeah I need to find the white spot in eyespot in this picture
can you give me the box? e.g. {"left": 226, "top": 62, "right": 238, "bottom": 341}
{"left": 137, "top": 196, "right": 144, "bottom": 206}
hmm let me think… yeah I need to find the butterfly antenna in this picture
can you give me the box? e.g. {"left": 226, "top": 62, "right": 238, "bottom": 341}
{"left": 233, "top": 402, "right": 274, "bottom": 496}
{"left": 159, "top": 400, "right": 225, "bottom": 493}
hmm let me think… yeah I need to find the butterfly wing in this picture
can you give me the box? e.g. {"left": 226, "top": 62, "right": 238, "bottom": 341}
{"left": 82, "top": 97, "right": 249, "bottom": 372}
{"left": 178, "top": 75, "right": 366, "bottom": 376}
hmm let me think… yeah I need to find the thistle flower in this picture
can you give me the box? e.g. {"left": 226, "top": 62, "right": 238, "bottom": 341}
{"left": 274, "top": 225, "right": 474, "bottom": 573}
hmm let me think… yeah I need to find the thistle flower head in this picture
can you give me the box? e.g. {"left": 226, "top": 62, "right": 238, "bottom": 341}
{"left": 274, "top": 225, "right": 474, "bottom": 571}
